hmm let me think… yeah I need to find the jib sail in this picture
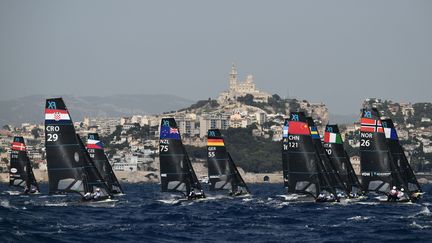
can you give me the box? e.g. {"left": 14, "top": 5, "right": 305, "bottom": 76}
{"left": 87, "top": 133, "right": 124, "bottom": 194}
{"left": 306, "top": 117, "right": 348, "bottom": 196}
{"left": 323, "top": 125, "right": 363, "bottom": 195}
{"left": 282, "top": 112, "right": 336, "bottom": 198}
{"left": 359, "top": 108, "right": 406, "bottom": 195}
{"left": 159, "top": 118, "right": 204, "bottom": 196}
{"left": 44, "top": 98, "right": 111, "bottom": 198}
{"left": 9, "top": 136, "right": 40, "bottom": 192}
{"left": 207, "top": 129, "right": 249, "bottom": 194}
{"left": 381, "top": 119, "right": 421, "bottom": 194}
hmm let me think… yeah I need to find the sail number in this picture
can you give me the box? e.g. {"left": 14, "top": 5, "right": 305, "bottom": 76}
{"left": 325, "top": 149, "right": 332, "bottom": 155}
{"left": 46, "top": 126, "right": 59, "bottom": 142}
{"left": 360, "top": 139, "right": 370, "bottom": 147}
{"left": 208, "top": 152, "right": 215, "bottom": 157}
{"left": 288, "top": 142, "right": 298, "bottom": 148}
{"left": 47, "top": 133, "right": 58, "bottom": 142}
{"left": 160, "top": 145, "right": 169, "bottom": 152}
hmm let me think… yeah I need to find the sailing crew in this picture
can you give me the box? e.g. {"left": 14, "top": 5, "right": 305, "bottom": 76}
{"left": 388, "top": 186, "right": 398, "bottom": 201}
{"left": 316, "top": 192, "right": 326, "bottom": 202}
{"left": 188, "top": 189, "right": 196, "bottom": 198}
{"left": 397, "top": 188, "right": 405, "bottom": 200}
{"left": 84, "top": 192, "right": 92, "bottom": 200}
{"left": 93, "top": 188, "right": 101, "bottom": 200}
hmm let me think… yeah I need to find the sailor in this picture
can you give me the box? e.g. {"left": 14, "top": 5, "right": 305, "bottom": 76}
{"left": 23, "top": 186, "right": 29, "bottom": 194}
{"left": 327, "top": 193, "right": 335, "bottom": 201}
{"left": 397, "top": 188, "right": 405, "bottom": 200}
{"left": 188, "top": 189, "right": 196, "bottom": 198}
{"left": 83, "top": 192, "right": 92, "bottom": 200}
{"left": 388, "top": 186, "right": 398, "bottom": 201}
{"left": 93, "top": 188, "right": 101, "bottom": 200}
{"left": 317, "top": 192, "right": 326, "bottom": 202}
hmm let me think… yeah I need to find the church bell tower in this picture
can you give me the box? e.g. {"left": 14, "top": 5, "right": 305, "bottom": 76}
{"left": 229, "top": 63, "right": 237, "bottom": 91}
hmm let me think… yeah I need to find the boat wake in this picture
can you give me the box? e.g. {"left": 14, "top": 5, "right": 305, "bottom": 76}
{"left": 0, "top": 199, "right": 18, "bottom": 209}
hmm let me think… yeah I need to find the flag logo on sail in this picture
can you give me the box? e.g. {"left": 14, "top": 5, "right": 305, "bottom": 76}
{"left": 384, "top": 127, "right": 398, "bottom": 140}
{"left": 45, "top": 109, "right": 71, "bottom": 124}
{"left": 288, "top": 121, "right": 310, "bottom": 135}
{"left": 87, "top": 139, "right": 104, "bottom": 149}
{"left": 283, "top": 125, "right": 289, "bottom": 138}
{"left": 360, "top": 118, "right": 383, "bottom": 133}
{"left": 160, "top": 124, "right": 181, "bottom": 139}
{"left": 207, "top": 138, "right": 224, "bottom": 147}
{"left": 170, "top": 128, "right": 179, "bottom": 134}
{"left": 11, "top": 142, "right": 26, "bottom": 151}
{"left": 309, "top": 126, "right": 320, "bottom": 139}
{"left": 324, "top": 132, "right": 342, "bottom": 144}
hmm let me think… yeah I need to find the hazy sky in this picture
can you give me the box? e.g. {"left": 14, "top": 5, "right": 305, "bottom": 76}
{"left": 1, "top": 0, "right": 431, "bottom": 114}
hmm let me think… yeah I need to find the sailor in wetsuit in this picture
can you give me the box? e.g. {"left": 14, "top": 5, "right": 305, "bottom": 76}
{"left": 188, "top": 189, "right": 196, "bottom": 199}
{"left": 316, "top": 192, "right": 326, "bottom": 202}
{"left": 388, "top": 186, "right": 398, "bottom": 202}
{"left": 83, "top": 188, "right": 102, "bottom": 201}
{"left": 397, "top": 188, "right": 405, "bottom": 200}
{"left": 327, "top": 193, "right": 336, "bottom": 202}
{"left": 93, "top": 188, "right": 101, "bottom": 200}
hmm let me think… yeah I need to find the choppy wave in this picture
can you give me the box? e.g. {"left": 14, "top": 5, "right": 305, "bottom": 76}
{"left": 1, "top": 183, "right": 432, "bottom": 242}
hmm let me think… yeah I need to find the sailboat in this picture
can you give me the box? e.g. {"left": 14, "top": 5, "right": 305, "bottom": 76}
{"left": 282, "top": 112, "right": 338, "bottom": 202}
{"left": 86, "top": 133, "right": 124, "bottom": 195}
{"left": 207, "top": 129, "right": 250, "bottom": 196}
{"left": 323, "top": 124, "right": 364, "bottom": 198}
{"left": 8, "top": 136, "right": 40, "bottom": 195}
{"left": 306, "top": 117, "right": 348, "bottom": 198}
{"left": 381, "top": 118, "right": 422, "bottom": 202}
{"left": 44, "top": 98, "right": 114, "bottom": 204}
{"left": 159, "top": 117, "right": 205, "bottom": 200}
{"left": 359, "top": 108, "right": 410, "bottom": 202}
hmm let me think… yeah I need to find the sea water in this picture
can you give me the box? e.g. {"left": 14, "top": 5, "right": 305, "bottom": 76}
{"left": 1, "top": 183, "right": 432, "bottom": 242}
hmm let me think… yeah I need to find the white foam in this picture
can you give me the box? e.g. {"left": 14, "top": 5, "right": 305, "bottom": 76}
{"left": 348, "top": 216, "right": 373, "bottom": 221}
{"left": 409, "top": 221, "right": 431, "bottom": 229}
{"left": 0, "top": 199, "right": 18, "bottom": 209}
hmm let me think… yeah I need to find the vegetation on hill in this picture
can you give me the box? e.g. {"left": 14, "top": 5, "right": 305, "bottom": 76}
{"left": 178, "top": 98, "right": 219, "bottom": 112}
{"left": 186, "top": 126, "right": 282, "bottom": 173}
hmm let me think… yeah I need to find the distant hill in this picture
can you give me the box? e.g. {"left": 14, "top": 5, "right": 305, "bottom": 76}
{"left": 328, "top": 113, "right": 359, "bottom": 124}
{"left": 0, "top": 94, "right": 194, "bottom": 125}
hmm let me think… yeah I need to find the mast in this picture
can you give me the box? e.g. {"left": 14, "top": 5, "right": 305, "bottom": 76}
{"left": 86, "top": 133, "right": 124, "bottom": 194}
{"left": 9, "top": 136, "right": 40, "bottom": 192}
{"left": 381, "top": 119, "right": 422, "bottom": 194}
{"left": 44, "top": 98, "right": 111, "bottom": 198}
{"left": 282, "top": 112, "right": 336, "bottom": 199}
{"left": 306, "top": 117, "right": 348, "bottom": 196}
{"left": 207, "top": 129, "right": 249, "bottom": 194}
{"left": 323, "top": 125, "right": 363, "bottom": 195}
{"left": 359, "top": 108, "right": 406, "bottom": 195}
{"left": 159, "top": 118, "right": 204, "bottom": 197}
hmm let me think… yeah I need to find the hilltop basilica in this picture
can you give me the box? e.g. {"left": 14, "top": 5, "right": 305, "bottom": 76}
{"left": 218, "top": 64, "right": 271, "bottom": 103}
